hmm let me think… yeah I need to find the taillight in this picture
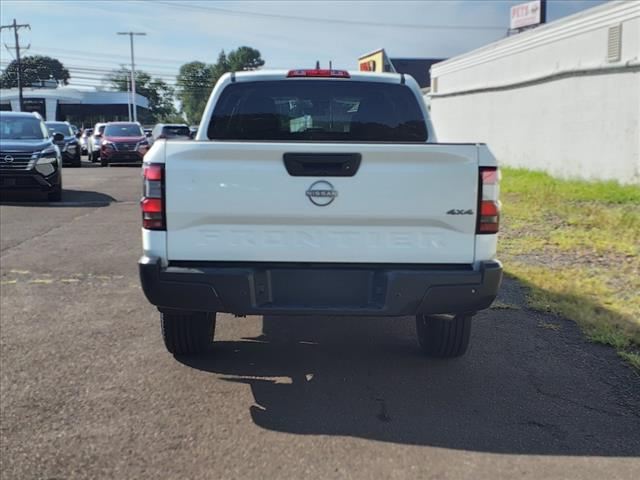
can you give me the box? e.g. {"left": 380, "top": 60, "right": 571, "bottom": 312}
{"left": 477, "top": 166, "right": 500, "bottom": 234}
{"left": 141, "top": 163, "right": 165, "bottom": 230}
{"left": 287, "top": 69, "right": 350, "bottom": 78}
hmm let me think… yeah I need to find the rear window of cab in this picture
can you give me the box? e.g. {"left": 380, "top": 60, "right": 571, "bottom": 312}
{"left": 208, "top": 80, "right": 428, "bottom": 142}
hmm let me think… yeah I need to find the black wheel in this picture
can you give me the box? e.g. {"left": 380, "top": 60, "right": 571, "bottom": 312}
{"left": 161, "top": 311, "right": 216, "bottom": 356}
{"left": 47, "top": 183, "right": 62, "bottom": 202}
{"left": 100, "top": 157, "right": 108, "bottom": 167}
{"left": 416, "top": 314, "right": 472, "bottom": 357}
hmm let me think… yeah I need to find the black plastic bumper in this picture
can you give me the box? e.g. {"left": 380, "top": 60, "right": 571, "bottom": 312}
{"left": 102, "top": 152, "right": 143, "bottom": 163}
{"left": 0, "top": 169, "right": 61, "bottom": 192}
{"left": 139, "top": 256, "right": 503, "bottom": 316}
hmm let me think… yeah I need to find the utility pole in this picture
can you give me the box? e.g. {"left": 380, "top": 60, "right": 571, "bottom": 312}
{"left": 117, "top": 31, "right": 145, "bottom": 122}
{"left": 127, "top": 73, "right": 132, "bottom": 121}
{"left": 1, "top": 19, "right": 31, "bottom": 111}
{"left": 120, "top": 63, "right": 132, "bottom": 121}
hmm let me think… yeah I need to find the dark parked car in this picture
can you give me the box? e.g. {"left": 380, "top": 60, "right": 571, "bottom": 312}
{"left": 150, "top": 123, "right": 192, "bottom": 145}
{"left": 100, "top": 122, "right": 149, "bottom": 166}
{"left": 45, "top": 121, "right": 81, "bottom": 167}
{"left": 0, "top": 112, "right": 63, "bottom": 201}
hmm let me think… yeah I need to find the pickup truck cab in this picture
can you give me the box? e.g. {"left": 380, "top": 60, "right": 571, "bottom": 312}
{"left": 139, "top": 69, "right": 502, "bottom": 358}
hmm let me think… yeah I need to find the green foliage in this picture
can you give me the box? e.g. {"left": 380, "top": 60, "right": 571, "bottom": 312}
{"left": 501, "top": 168, "right": 640, "bottom": 204}
{"left": 500, "top": 167, "right": 640, "bottom": 371}
{"left": 0, "top": 55, "right": 70, "bottom": 88}
{"left": 227, "top": 46, "right": 265, "bottom": 71}
{"left": 106, "top": 69, "right": 177, "bottom": 123}
{"left": 176, "top": 46, "right": 265, "bottom": 124}
{"left": 176, "top": 61, "right": 214, "bottom": 126}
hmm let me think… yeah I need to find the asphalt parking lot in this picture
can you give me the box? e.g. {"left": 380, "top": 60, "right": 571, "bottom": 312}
{"left": 1, "top": 161, "right": 639, "bottom": 479}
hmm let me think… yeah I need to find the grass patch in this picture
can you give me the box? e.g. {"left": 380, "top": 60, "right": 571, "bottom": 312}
{"left": 500, "top": 167, "right": 640, "bottom": 370}
{"left": 618, "top": 352, "right": 640, "bottom": 372}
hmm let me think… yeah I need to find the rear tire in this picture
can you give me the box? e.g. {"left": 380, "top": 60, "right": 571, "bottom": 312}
{"left": 161, "top": 311, "right": 216, "bottom": 356}
{"left": 416, "top": 314, "right": 472, "bottom": 357}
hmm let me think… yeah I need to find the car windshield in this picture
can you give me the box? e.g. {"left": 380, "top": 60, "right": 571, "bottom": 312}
{"left": 46, "top": 122, "right": 74, "bottom": 137}
{"left": 104, "top": 124, "right": 143, "bottom": 137}
{"left": 162, "top": 126, "right": 190, "bottom": 137}
{"left": 0, "top": 116, "right": 49, "bottom": 140}
{"left": 208, "top": 80, "right": 428, "bottom": 142}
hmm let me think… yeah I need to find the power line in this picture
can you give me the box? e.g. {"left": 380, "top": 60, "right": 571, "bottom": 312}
{"left": 0, "top": 61, "right": 218, "bottom": 91}
{"left": 153, "top": 0, "right": 505, "bottom": 31}
{"left": 24, "top": 45, "right": 191, "bottom": 66}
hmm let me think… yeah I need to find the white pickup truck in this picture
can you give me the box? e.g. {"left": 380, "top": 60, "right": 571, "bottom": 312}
{"left": 139, "top": 69, "right": 502, "bottom": 359}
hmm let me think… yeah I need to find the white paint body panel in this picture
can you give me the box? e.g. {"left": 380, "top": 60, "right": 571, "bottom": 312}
{"left": 148, "top": 71, "right": 499, "bottom": 265}
{"left": 142, "top": 229, "right": 167, "bottom": 266}
{"left": 164, "top": 141, "right": 481, "bottom": 264}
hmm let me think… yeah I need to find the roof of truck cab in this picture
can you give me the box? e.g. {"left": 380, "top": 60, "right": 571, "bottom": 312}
{"left": 227, "top": 70, "right": 408, "bottom": 85}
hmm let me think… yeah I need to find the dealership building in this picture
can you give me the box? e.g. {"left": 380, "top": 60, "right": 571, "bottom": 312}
{"left": 0, "top": 86, "right": 149, "bottom": 127}
{"left": 429, "top": 0, "right": 639, "bottom": 184}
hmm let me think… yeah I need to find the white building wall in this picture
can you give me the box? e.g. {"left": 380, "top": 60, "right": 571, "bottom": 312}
{"left": 430, "top": 1, "right": 640, "bottom": 185}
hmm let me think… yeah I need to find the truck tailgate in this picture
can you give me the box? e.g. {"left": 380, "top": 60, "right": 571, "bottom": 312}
{"left": 164, "top": 141, "right": 479, "bottom": 264}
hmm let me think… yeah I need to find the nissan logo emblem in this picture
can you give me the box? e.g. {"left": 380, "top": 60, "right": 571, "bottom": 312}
{"left": 3, "top": 155, "right": 14, "bottom": 163}
{"left": 306, "top": 180, "right": 338, "bottom": 206}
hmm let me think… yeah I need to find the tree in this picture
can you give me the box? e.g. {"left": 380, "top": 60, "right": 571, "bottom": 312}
{"left": 227, "top": 46, "right": 264, "bottom": 72}
{"left": 0, "top": 55, "right": 70, "bottom": 88}
{"left": 105, "top": 69, "right": 177, "bottom": 123}
{"left": 176, "top": 46, "right": 265, "bottom": 124}
{"left": 176, "top": 61, "right": 213, "bottom": 125}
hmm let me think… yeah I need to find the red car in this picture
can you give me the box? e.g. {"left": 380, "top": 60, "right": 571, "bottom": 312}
{"left": 100, "top": 122, "right": 149, "bottom": 167}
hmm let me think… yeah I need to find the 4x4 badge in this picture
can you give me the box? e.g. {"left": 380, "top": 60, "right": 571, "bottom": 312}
{"left": 447, "top": 209, "right": 474, "bottom": 215}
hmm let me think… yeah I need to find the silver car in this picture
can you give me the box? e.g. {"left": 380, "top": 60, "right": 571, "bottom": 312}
{"left": 87, "top": 123, "right": 106, "bottom": 163}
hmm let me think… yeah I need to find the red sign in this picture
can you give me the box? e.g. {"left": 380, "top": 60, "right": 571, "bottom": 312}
{"left": 510, "top": 0, "right": 542, "bottom": 29}
{"left": 359, "top": 60, "right": 376, "bottom": 72}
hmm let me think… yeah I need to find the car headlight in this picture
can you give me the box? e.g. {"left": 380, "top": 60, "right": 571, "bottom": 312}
{"left": 35, "top": 147, "right": 59, "bottom": 175}
{"left": 36, "top": 147, "right": 58, "bottom": 160}
{"left": 102, "top": 141, "right": 115, "bottom": 149}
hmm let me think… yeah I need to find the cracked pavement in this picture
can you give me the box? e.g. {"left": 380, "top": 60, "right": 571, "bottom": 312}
{"left": 1, "top": 163, "right": 639, "bottom": 479}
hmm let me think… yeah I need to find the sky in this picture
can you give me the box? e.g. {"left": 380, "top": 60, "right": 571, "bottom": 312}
{"left": 0, "top": 0, "right": 607, "bottom": 90}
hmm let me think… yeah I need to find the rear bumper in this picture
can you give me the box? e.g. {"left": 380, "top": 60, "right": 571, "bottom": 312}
{"left": 139, "top": 256, "right": 503, "bottom": 316}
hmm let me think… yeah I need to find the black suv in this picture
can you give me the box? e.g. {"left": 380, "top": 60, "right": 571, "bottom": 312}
{"left": 46, "top": 121, "right": 81, "bottom": 167}
{"left": 0, "top": 112, "right": 63, "bottom": 201}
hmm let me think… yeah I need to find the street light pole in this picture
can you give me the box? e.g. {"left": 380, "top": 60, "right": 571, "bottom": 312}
{"left": 117, "top": 31, "right": 146, "bottom": 123}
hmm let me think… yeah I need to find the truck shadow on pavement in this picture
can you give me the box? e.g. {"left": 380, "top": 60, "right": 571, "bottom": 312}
{"left": 0, "top": 189, "right": 116, "bottom": 207}
{"left": 180, "top": 280, "right": 640, "bottom": 456}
